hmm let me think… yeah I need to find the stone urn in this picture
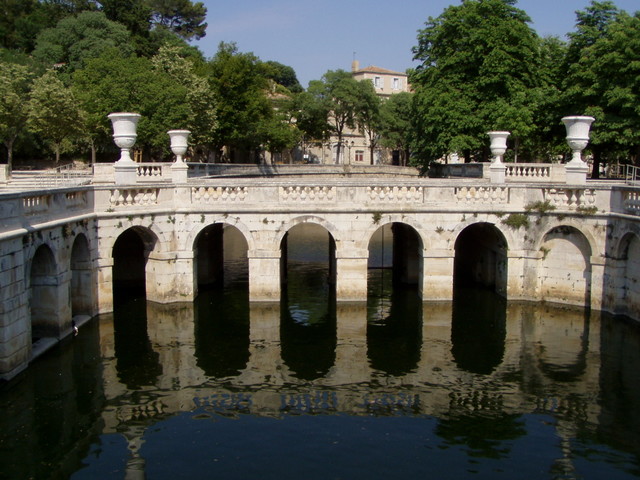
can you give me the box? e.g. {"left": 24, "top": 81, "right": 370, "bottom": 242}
{"left": 168, "top": 130, "right": 190, "bottom": 163}
{"left": 168, "top": 129, "right": 190, "bottom": 183}
{"left": 562, "top": 116, "right": 595, "bottom": 184}
{"left": 108, "top": 112, "right": 141, "bottom": 185}
{"left": 108, "top": 113, "right": 141, "bottom": 164}
{"left": 488, "top": 131, "right": 510, "bottom": 183}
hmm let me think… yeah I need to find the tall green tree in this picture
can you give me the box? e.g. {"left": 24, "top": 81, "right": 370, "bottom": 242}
{"left": 27, "top": 70, "right": 84, "bottom": 163}
{"left": 73, "top": 50, "right": 190, "bottom": 157}
{"left": 307, "top": 69, "right": 364, "bottom": 164}
{"left": 565, "top": 7, "right": 640, "bottom": 171}
{"left": 207, "top": 42, "right": 272, "bottom": 160}
{"left": 410, "top": 0, "right": 541, "bottom": 164}
{"left": 32, "top": 11, "right": 134, "bottom": 72}
{"left": 151, "top": 43, "right": 217, "bottom": 154}
{"left": 379, "top": 92, "right": 414, "bottom": 166}
{"left": 0, "top": 62, "right": 36, "bottom": 171}
{"left": 263, "top": 61, "right": 303, "bottom": 93}
{"left": 354, "top": 79, "right": 382, "bottom": 165}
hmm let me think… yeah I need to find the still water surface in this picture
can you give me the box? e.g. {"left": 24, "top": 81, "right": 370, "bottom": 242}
{"left": 1, "top": 229, "right": 640, "bottom": 479}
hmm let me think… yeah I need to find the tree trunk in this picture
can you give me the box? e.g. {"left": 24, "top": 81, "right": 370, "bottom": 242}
{"left": 4, "top": 137, "right": 15, "bottom": 173}
{"left": 591, "top": 148, "right": 601, "bottom": 179}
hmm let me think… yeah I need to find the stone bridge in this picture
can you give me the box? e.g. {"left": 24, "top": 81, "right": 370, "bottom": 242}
{"left": 1, "top": 162, "right": 640, "bottom": 380}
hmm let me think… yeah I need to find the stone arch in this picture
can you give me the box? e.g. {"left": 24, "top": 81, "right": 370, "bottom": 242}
{"left": 454, "top": 222, "right": 509, "bottom": 296}
{"left": 186, "top": 216, "right": 255, "bottom": 253}
{"left": 193, "top": 222, "right": 249, "bottom": 290}
{"left": 533, "top": 218, "right": 600, "bottom": 257}
{"left": 367, "top": 220, "right": 424, "bottom": 290}
{"left": 112, "top": 226, "right": 159, "bottom": 302}
{"left": 274, "top": 215, "right": 342, "bottom": 249}
{"left": 29, "top": 244, "right": 61, "bottom": 341}
{"left": 539, "top": 225, "right": 592, "bottom": 307}
{"left": 70, "top": 233, "right": 93, "bottom": 318}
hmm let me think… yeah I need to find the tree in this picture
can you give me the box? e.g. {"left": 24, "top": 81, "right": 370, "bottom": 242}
{"left": 27, "top": 70, "right": 84, "bottom": 163}
{"left": 98, "top": 0, "right": 154, "bottom": 55}
{"left": 307, "top": 69, "right": 364, "bottom": 164}
{"left": 148, "top": 0, "right": 208, "bottom": 40}
{"left": 207, "top": 42, "right": 272, "bottom": 160}
{"left": 410, "top": 0, "right": 541, "bottom": 165}
{"left": 354, "top": 79, "right": 382, "bottom": 165}
{"left": 32, "top": 11, "right": 134, "bottom": 72}
{"left": 565, "top": 7, "right": 640, "bottom": 172}
{"left": 151, "top": 43, "right": 216, "bottom": 154}
{"left": 379, "top": 92, "right": 414, "bottom": 166}
{"left": 73, "top": 50, "right": 191, "bottom": 158}
{"left": 263, "top": 61, "right": 303, "bottom": 93}
{"left": 0, "top": 62, "right": 35, "bottom": 171}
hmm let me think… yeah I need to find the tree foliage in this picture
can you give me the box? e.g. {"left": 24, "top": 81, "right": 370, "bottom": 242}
{"left": 32, "top": 11, "right": 134, "bottom": 72}
{"left": 411, "top": 0, "right": 541, "bottom": 164}
{"left": 27, "top": 70, "right": 84, "bottom": 163}
{"left": 0, "top": 62, "right": 36, "bottom": 169}
{"left": 148, "top": 0, "right": 207, "bottom": 40}
{"left": 379, "top": 92, "right": 414, "bottom": 166}
{"left": 564, "top": 1, "right": 640, "bottom": 172}
{"left": 207, "top": 42, "right": 272, "bottom": 158}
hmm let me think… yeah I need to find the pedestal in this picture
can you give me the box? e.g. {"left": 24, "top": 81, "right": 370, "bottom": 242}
{"left": 565, "top": 161, "right": 588, "bottom": 185}
{"left": 490, "top": 162, "right": 507, "bottom": 183}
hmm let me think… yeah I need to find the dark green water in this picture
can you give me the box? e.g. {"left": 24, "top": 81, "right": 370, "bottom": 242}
{"left": 2, "top": 233, "right": 640, "bottom": 479}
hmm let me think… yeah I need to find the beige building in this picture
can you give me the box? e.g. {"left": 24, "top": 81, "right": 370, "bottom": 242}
{"left": 304, "top": 60, "right": 410, "bottom": 166}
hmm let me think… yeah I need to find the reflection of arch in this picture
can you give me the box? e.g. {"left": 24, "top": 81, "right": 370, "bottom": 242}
{"left": 30, "top": 244, "right": 60, "bottom": 341}
{"left": 451, "top": 288, "right": 507, "bottom": 374}
{"left": 279, "top": 221, "right": 337, "bottom": 381}
{"left": 112, "top": 227, "right": 158, "bottom": 302}
{"left": 70, "top": 234, "right": 93, "bottom": 318}
{"left": 539, "top": 226, "right": 592, "bottom": 307}
{"left": 194, "top": 223, "right": 249, "bottom": 291}
{"left": 454, "top": 223, "right": 508, "bottom": 296}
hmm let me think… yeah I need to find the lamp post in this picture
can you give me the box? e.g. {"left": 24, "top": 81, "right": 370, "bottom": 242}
{"left": 488, "top": 131, "right": 510, "bottom": 183}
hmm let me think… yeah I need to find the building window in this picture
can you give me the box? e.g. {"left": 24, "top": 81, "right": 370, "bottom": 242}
{"left": 355, "top": 150, "right": 364, "bottom": 163}
{"left": 374, "top": 76, "right": 382, "bottom": 88}
{"left": 393, "top": 78, "right": 401, "bottom": 90}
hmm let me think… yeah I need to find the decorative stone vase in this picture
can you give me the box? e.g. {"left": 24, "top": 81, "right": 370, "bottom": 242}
{"left": 168, "top": 130, "right": 190, "bottom": 163}
{"left": 108, "top": 113, "right": 141, "bottom": 164}
{"left": 562, "top": 116, "right": 595, "bottom": 184}
{"left": 488, "top": 131, "right": 509, "bottom": 183}
{"left": 168, "top": 129, "right": 190, "bottom": 183}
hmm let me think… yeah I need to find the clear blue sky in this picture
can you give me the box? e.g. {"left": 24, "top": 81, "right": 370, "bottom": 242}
{"left": 193, "top": 0, "right": 639, "bottom": 88}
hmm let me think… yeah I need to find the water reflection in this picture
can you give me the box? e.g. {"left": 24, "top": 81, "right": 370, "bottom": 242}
{"left": 2, "top": 289, "right": 640, "bottom": 478}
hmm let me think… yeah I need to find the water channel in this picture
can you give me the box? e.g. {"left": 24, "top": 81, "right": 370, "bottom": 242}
{"left": 1, "top": 224, "right": 640, "bottom": 479}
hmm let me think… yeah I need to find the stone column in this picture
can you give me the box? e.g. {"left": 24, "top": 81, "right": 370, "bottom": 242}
{"left": 422, "top": 250, "right": 454, "bottom": 301}
{"left": 589, "top": 256, "right": 606, "bottom": 311}
{"left": 96, "top": 256, "right": 114, "bottom": 314}
{"left": 248, "top": 249, "right": 281, "bottom": 301}
{"left": 145, "top": 251, "right": 195, "bottom": 303}
{"left": 335, "top": 246, "right": 368, "bottom": 301}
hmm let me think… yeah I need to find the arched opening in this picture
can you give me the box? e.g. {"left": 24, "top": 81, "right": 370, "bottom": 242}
{"left": 29, "top": 245, "right": 60, "bottom": 342}
{"left": 70, "top": 234, "right": 93, "bottom": 318}
{"left": 366, "top": 222, "right": 423, "bottom": 375}
{"left": 618, "top": 233, "right": 640, "bottom": 317}
{"left": 454, "top": 223, "right": 508, "bottom": 296}
{"left": 280, "top": 222, "right": 336, "bottom": 381}
{"left": 539, "top": 226, "right": 592, "bottom": 307}
{"left": 112, "top": 228, "right": 152, "bottom": 305}
{"left": 194, "top": 223, "right": 249, "bottom": 292}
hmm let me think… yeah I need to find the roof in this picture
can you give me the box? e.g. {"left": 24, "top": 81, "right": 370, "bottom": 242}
{"left": 353, "top": 65, "right": 407, "bottom": 76}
